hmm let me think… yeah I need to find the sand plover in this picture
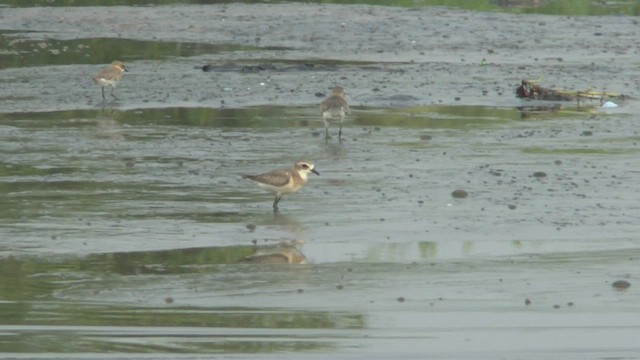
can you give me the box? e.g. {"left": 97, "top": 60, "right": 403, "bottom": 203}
{"left": 242, "top": 160, "right": 319, "bottom": 213}
{"left": 320, "top": 86, "right": 350, "bottom": 142}
{"left": 94, "top": 61, "right": 128, "bottom": 101}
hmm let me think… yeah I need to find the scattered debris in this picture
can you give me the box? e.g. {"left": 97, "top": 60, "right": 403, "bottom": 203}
{"left": 516, "top": 79, "right": 631, "bottom": 105}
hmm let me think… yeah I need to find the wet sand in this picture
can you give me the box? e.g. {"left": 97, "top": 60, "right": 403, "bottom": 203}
{"left": 1, "top": 3, "right": 640, "bottom": 359}
{"left": 1, "top": 4, "right": 639, "bottom": 111}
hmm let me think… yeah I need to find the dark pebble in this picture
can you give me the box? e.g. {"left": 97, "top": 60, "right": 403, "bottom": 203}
{"left": 451, "top": 189, "right": 468, "bottom": 198}
{"left": 612, "top": 280, "right": 631, "bottom": 289}
{"left": 164, "top": 297, "right": 174, "bottom": 304}
{"left": 553, "top": 304, "right": 560, "bottom": 309}
{"left": 419, "top": 134, "right": 432, "bottom": 141}
{"left": 397, "top": 297, "right": 405, "bottom": 303}
{"left": 532, "top": 171, "right": 547, "bottom": 178}
{"left": 508, "top": 204, "right": 517, "bottom": 210}
{"left": 525, "top": 298, "right": 532, "bottom": 305}
{"left": 336, "top": 285, "right": 344, "bottom": 290}
{"left": 297, "top": 289, "right": 304, "bottom": 294}
{"left": 246, "top": 224, "right": 256, "bottom": 232}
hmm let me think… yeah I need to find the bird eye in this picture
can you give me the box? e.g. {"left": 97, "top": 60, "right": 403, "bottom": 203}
{"left": 301, "top": 163, "right": 309, "bottom": 169}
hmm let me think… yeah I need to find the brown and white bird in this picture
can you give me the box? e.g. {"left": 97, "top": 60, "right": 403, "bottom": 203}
{"left": 320, "top": 86, "right": 350, "bottom": 142}
{"left": 94, "top": 61, "right": 128, "bottom": 101}
{"left": 242, "top": 160, "right": 319, "bottom": 214}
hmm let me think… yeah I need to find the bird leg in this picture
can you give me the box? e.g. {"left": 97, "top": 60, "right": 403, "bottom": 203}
{"left": 272, "top": 195, "right": 282, "bottom": 214}
{"left": 111, "top": 87, "right": 119, "bottom": 100}
{"left": 101, "top": 87, "right": 106, "bottom": 101}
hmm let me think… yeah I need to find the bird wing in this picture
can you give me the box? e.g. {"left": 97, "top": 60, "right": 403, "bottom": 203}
{"left": 94, "top": 66, "right": 121, "bottom": 82}
{"left": 243, "top": 169, "right": 291, "bottom": 187}
{"left": 320, "top": 96, "right": 349, "bottom": 114}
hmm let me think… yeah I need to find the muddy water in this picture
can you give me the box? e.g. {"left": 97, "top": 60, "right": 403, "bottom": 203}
{"left": 1, "top": 3, "right": 640, "bottom": 359}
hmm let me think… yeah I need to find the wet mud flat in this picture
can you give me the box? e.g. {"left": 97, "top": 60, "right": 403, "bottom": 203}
{"left": 1, "top": 3, "right": 640, "bottom": 359}
{"left": 0, "top": 3, "right": 639, "bottom": 111}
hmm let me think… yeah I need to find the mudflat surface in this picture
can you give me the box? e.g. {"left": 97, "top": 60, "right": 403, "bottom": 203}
{"left": 1, "top": 4, "right": 639, "bottom": 111}
{"left": 0, "top": 3, "right": 639, "bottom": 359}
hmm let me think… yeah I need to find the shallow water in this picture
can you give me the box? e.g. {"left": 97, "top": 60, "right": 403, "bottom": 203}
{"left": 1, "top": 2, "right": 640, "bottom": 359}
{"left": 2, "top": 103, "right": 639, "bottom": 358}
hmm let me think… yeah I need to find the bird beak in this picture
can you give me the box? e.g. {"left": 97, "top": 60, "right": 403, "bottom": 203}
{"left": 123, "top": 66, "right": 128, "bottom": 72}
{"left": 312, "top": 169, "right": 320, "bottom": 176}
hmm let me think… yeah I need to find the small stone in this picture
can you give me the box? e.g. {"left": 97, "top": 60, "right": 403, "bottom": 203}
{"left": 397, "top": 297, "right": 405, "bottom": 303}
{"left": 508, "top": 204, "right": 517, "bottom": 210}
{"left": 246, "top": 224, "right": 256, "bottom": 232}
{"left": 297, "top": 289, "right": 304, "bottom": 294}
{"left": 451, "top": 189, "right": 468, "bottom": 198}
{"left": 336, "top": 285, "right": 344, "bottom": 290}
{"left": 532, "top": 171, "right": 547, "bottom": 178}
{"left": 525, "top": 298, "right": 532, "bottom": 306}
{"left": 612, "top": 280, "right": 631, "bottom": 289}
{"left": 164, "top": 297, "right": 174, "bottom": 304}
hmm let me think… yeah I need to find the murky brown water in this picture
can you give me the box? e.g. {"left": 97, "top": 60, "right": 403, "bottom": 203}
{"left": 1, "top": 2, "right": 640, "bottom": 359}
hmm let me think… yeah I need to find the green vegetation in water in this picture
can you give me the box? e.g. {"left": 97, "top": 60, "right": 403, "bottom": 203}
{"left": 0, "top": 245, "right": 366, "bottom": 352}
{"left": 522, "top": 147, "right": 636, "bottom": 155}
{"left": 0, "top": 107, "right": 308, "bottom": 128}
{"left": 0, "top": 36, "right": 287, "bottom": 70}
{"left": 3, "top": 0, "right": 639, "bottom": 16}
{"left": 355, "top": 105, "right": 517, "bottom": 129}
